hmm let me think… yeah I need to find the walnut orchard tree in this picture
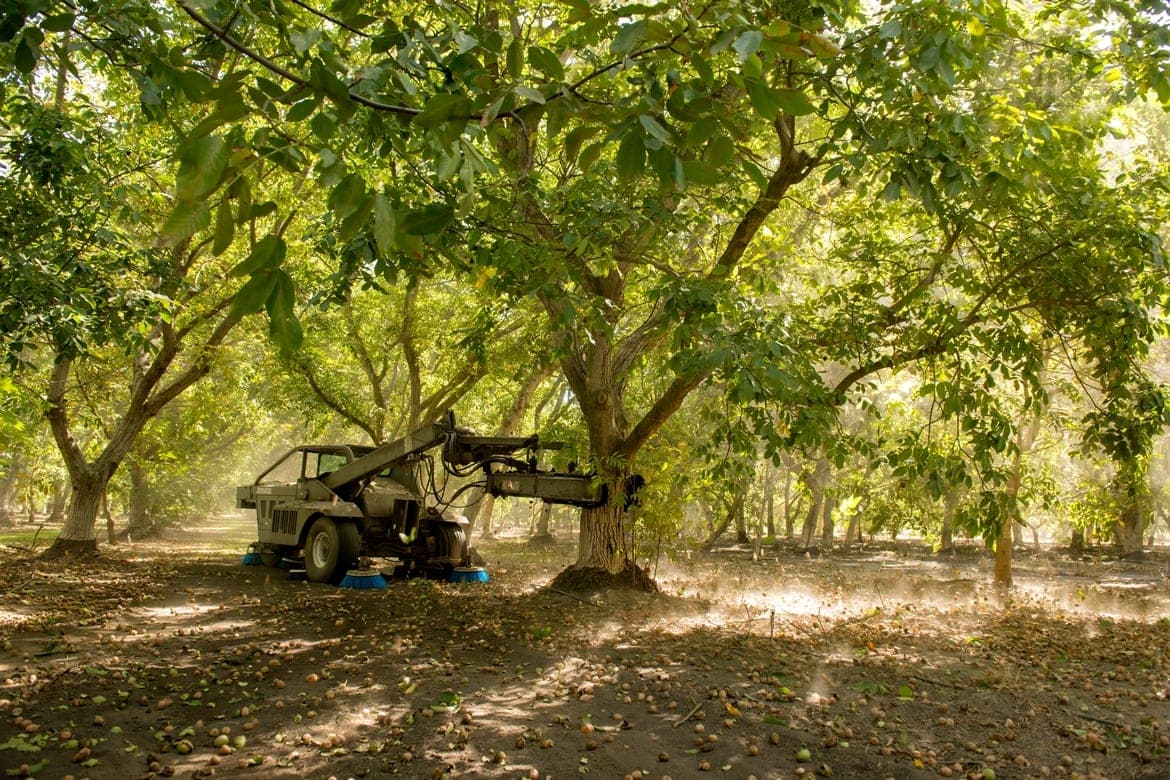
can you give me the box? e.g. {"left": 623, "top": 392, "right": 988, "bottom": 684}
{"left": 2, "top": 0, "right": 1168, "bottom": 580}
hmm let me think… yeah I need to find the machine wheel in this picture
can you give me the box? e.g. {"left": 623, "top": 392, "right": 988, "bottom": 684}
{"left": 304, "top": 517, "right": 361, "bottom": 584}
{"left": 259, "top": 545, "right": 285, "bottom": 568}
{"left": 430, "top": 523, "right": 467, "bottom": 566}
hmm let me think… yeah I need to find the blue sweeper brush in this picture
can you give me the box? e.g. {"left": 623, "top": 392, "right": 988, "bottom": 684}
{"left": 448, "top": 566, "right": 490, "bottom": 584}
{"left": 241, "top": 544, "right": 262, "bottom": 566}
{"left": 340, "top": 570, "right": 388, "bottom": 590}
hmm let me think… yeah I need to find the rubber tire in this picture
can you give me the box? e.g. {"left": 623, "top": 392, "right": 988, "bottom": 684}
{"left": 259, "top": 545, "right": 285, "bottom": 568}
{"left": 304, "top": 517, "right": 361, "bottom": 584}
{"left": 431, "top": 523, "right": 467, "bottom": 566}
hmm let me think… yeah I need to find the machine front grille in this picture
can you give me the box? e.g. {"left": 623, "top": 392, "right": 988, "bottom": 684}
{"left": 273, "top": 509, "right": 298, "bottom": 535}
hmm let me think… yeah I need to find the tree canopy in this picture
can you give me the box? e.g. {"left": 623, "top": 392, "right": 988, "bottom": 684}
{"left": 1, "top": 0, "right": 1168, "bottom": 580}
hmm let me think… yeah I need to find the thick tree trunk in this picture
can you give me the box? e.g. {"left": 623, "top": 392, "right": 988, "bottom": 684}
{"left": 0, "top": 465, "right": 17, "bottom": 527}
{"left": 1116, "top": 501, "right": 1146, "bottom": 561}
{"left": 1070, "top": 526, "right": 1085, "bottom": 555}
{"left": 939, "top": 491, "right": 958, "bottom": 553}
{"left": 103, "top": 490, "right": 116, "bottom": 544}
{"left": 531, "top": 502, "right": 553, "bottom": 540}
{"left": 44, "top": 467, "right": 105, "bottom": 559}
{"left": 734, "top": 493, "right": 750, "bottom": 545}
{"left": 994, "top": 408, "right": 1042, "bottom": 587}
{"left": 126, "top": 463, "right": 152, "bottom": 538}
{"left": 844, "top": 511, "right": 860, "bottom": 544}
{"left": 752, "top": 502, "right": 763, "bottom": 563}
{"left": 820, "top": 493, "right": 834, "bottom": 550}
{"left": 783, "top": 462, "right": 795, "bottom": 539}
{"left": 700, "top": 509, "right": 733, "bottom": 551}
{"left": 47, "top": 479, "right": 68, "bottom": 523}
{"left": 800, "top": 460, "right": 829, "bottom": 550}
{"left": 574, "top": 499, "right": 626, "bottom": 574}
{"left": 762, "top": 460, "right": 775, "bottom": 539}
{"left": 994, "top": 522, "right": 1012, "bottom": 589}
{"left": 800, "top": 492, "right": 822, "bottom": 550}
{"left": 467, "top": 492, "right": 495, "bottom": 539}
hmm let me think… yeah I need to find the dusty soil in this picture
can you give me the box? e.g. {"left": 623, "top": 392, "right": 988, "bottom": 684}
{"left": 3, "top": 516, "right": 1170, "bottom": 780}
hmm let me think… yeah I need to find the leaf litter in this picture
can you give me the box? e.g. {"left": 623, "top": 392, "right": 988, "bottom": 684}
{"left": 0, "top": 520, "right": 1168, "bottom": 779}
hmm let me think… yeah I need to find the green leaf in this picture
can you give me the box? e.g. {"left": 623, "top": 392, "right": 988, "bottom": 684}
{"left": 616, "top": 130, "right": 645, "bottom": 182}
{"left": 157, "top": 202, "right": 210, "bottom": 247}
{"left": 290, "top": 27, "right": 321, "bottom": 54}
{"left": 638, "top": 114, "right": 673, "bottom": 144}
{"left": 682, "top": 159, "right": 720, "bottom": 186}
{"left": 527, "top": 45, "right": 564, "bottom": 80}
{"left": 513, "top": 85, "right": 546, "bottom": 104}
{"left": 402, "top": 203, "right": 454, "bottom": 235}
{"left": 174, "top": 68, "right": 212, "bottom": 101}
{"left": 14, "top": 34, "right": 37, "bottom": 74}
{"left": 212, "top": 201, "right": 234, "bottom": 256}
{"left": 175, "top": 134, "right": 229, "bottom": 202}
{"left": 286, "top": 97, "right": 318, "bottom": 122}
{"left": 372, "top": 194, "right": 396, "bottom": 257}
{"left": 414, "top": 93, "right": 471, "bottom": 129}
{"left": 310, "top": 112, "right": 336, "bottom": 140}
{"left": 577, "top": 141, "right": 603, "bottom": 172}
{"left": 918, "top": 46, "right": 940, "bottom": 71}
{"left": 338, "top": 194, "right": 374, "bottom": 242}
{"left": 41, "top": 14, "right": 75, "bottom": 32}
{"left": 774, "top": 88, "right": 816, "bottom": 116}
{"left": 310, "top": 59, "right": 350, "bottom": 106}
{"left": 231, "top": 270, "right": 276, "bottom": 319}
{"left": 266, "top": 269, "right": 302, "bottom": 355}
{"left": 733, "top": 30, "right": 763, "bottom": 63}
{"left": 611, "top": 20, "right": 647, "bottom": 55}
{"left": 187, "top": 100, "right": 248, "bottom": 140}
{"left": 705, "top": 134, "right": 735, "bottom": 167}
{"left": 506, "top": 38, "right": 523, "bottom": 78}
{"left": 328, "top": 173, "right": 366, "bottom": 220}
{"left": 879, "top": 19, "right": 902, "bottom": 39}
{"left": 564, "top": 126, "right": 601, "bottom": 165}
{"left": 230, "top": 234, "right": 286, "bottom": 278}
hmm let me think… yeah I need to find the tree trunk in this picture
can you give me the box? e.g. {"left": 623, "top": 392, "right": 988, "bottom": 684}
{"left": 467, "top": 492, "right": 495, "bottom": 539}
{"left": 800, "top": 491, "right": 822, "bottom": 550}
{"left": 752, "top": 500, "right": 763, "bottom": 563}
{"left": 844, "top": 511, "right": 860, "bottom": 544}
{"left": 820, "top": 492, "right": 834, "bottom": 550}
{"left": 1112, "top": 458, "right": 1150, "bottom": 561}
{"left": 939, "top": 490, "right": 958, "bottom": 553}
{"left": 800, "top": 460, "right": 829, "bottom": 550}
{"left": 532, "top": 502, "right": 553, "bottom": 539}
{"left": 1070, "top": 526, "right": 1085, "bottom": 555}
{"left": 1116, "top": 501, "right": 1146, "bottom": 561}
{"left": 783, "top": 461, "right": 795, "bottom": 539}
{"left": 0, "top": 465, "right": 17, "bottom": 528}
{"left": 734, "top": 493, "right": 750, "bottom": 544}
{"left": 762, "top": 461, "right": 775, "bottom": 539}
{"left": 47, "top": 479, "right": 68, "bottom": 523}
{"left": 994, "top": 522, "right": 1012, "bottom": 589}
{"left": 995, "top": 409, "right": 1042, "bottom": 587}
{"left": 574, "top": 498, "right": 626, "bottom": 574}
{"left": 40, "top": 300, "right": 241, "bottom": 561}
{"left": 48, "top": 466, "right": 105, "bottom": 558}
{"left": 126, "top": 463, "right": 152, "bottom": 538}
{"left": 103, "top": 490, "right": 116, "bottom": 544}
{"left": 701, "top": 492, "right": 742, "bottom": 551}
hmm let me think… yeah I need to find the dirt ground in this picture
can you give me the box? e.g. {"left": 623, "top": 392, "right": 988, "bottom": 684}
{"left": 3, "top": 515, "right": 1170, "bottom": 780}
